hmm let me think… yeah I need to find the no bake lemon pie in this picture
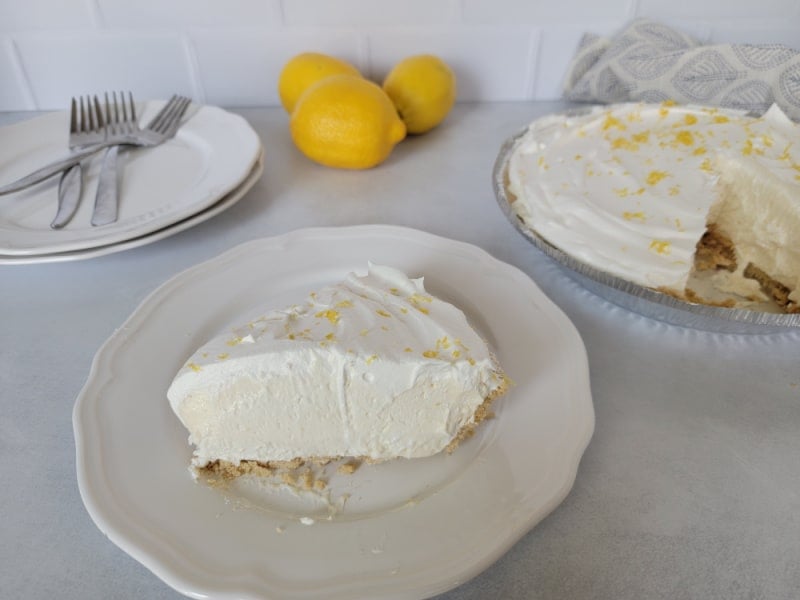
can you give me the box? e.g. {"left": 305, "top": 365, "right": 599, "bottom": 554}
{"left": 167, "top": 264, "right": 508, "bottom": 475}
{"left": 505, "top": 102, "right": 800, "bottom": 313}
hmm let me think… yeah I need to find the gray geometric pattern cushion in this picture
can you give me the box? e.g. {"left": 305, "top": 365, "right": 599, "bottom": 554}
{"left": 563, "top": 19, "right": 800, "bottom": 121}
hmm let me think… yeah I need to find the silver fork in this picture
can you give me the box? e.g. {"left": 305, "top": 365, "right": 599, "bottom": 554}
{"left": 0, "top": 95, "right": 191, "bottom": 195}
{"left": 52, "top": 94, "right": 134, "bottom": 228}
{"left": 92, "top": 91, "right": 137, "bottom": 226}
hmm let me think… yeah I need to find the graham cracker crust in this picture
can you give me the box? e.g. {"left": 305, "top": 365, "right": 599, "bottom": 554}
{"left": 694, "top": 225, "right": 737, "bottom": 273}
{"left": 688, "top": 225, "right": 797, "bottom": 313}
{"left": 743, "top": 264, "right": 799, "bottom": 313}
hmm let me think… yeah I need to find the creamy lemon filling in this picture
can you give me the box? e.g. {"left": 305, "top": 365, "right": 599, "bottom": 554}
{"left": 506, "top": 102, "right": 800, "bottom": 311}
{"left": 167, "top": 264, "right": 507, "bottom": 468}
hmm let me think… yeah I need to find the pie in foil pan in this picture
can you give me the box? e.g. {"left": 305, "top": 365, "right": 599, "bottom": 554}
{"left": 492, "top": 109, "right": 800, "bottom": 335}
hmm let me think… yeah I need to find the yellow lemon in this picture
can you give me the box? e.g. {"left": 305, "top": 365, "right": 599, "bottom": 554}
{"left": 290, "top": 74, "right": 407, "bottom": 170}
{"left": 382, "top": 54, "right": 456, "bottom": 134}
{"left": 278, "top": 52, "right": 361, "bottom": 114}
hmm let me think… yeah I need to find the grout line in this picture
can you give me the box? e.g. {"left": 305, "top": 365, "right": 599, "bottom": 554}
{"left": 276, "top": 0, "right": 288, "bottom": 27}
{"left": 86, "top": 0, "right": 104, "bottom": 28}
{"left": 7, "top": 38, "right": 38, "bottom": 110}
{"left": 525, "top": 28, "right": 542, "bottom": 101}
{"left": 181, "top": 34, "right": 207, "bottom": 104}
{"left": 359, "top": 33, "right": 373, "bottom": 80}
{"left": 451, "top": 0, "right": 465, "bottom": 23}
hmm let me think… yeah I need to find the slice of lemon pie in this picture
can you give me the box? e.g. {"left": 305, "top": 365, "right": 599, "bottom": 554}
{"left": 167, "top": 264, "right": 508, "bottom": 474}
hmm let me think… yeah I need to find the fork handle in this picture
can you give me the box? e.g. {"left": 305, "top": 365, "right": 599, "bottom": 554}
{"left": 0, "top": 142, "right": 116, "bottom": 195}
{"left": 91, "top": 146, "right": 120, "bottom": 226}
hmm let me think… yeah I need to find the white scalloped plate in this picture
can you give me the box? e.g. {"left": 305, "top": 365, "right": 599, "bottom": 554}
{"left": 0, "top": 101, "right": 261, "bottom": 256}
{"left": 0, "top": 150, "right": 263, "bottom": 265}
{"left": 74, "top": 225, "right": 594, "bottom": 600}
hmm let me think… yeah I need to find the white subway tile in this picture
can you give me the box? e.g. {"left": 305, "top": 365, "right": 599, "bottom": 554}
{"left": 96, "top": 0, "right": 283, "bottom": 28}
{"left": 14, "top": 32, "right": 195, "bottom": 110}
{"left": 534, "top": 21, "right": 626, "bottom": 100}
{"left": 0, "top": 39, "right": 35, "bottom": 110}
{"left": 636, "top": 0, "right": 796, "bottom": 20}
{"left": 282, "top": 0, "right": 459, "bottom": 27}
{"left": 462, "top": 0, "right": 634, "bottom": 24}
{"left": 367, "top": 27, "right": 537, "bottom": 102}
{"left": 190, "top": 28, "right": 364, "bottom": 107}
{"left": 2, "top": 0, "right": 797, "bottom": 112}
{"left": 0, "top": 0, "right": 94, "bottom": 31}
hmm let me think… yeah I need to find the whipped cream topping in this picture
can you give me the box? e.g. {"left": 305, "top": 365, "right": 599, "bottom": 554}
{"left": 507, "top": 102, "right": 800, "bottom": 296}
{"left": 167, "top": 264, "right": 506, "bottom": 467}
{"left": 713, "top": 152, "right": 800, "bottom": 305}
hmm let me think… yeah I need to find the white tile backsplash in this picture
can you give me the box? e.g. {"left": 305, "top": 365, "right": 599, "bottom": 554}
{"left": 191, "top": 28, "right": 365, "bottom": 107}
{"left": 462, "top": 0, "right": 635, "bottom": 24}
{"left": 282, "top": 0, "right": 460, "bottom": 27}
{"left": 533, "top": 22, "right": 630, "bottom": 99}
{"left": 0, "top": 0, "right": 95, "bottom": 32}
{"left": 635, "top": 0, "right": 800, "bottom": 19}
{"left": 0, "top": 38, "right": 36, "bottom": 109}
{"left": 0, "top": 0, "right": 797, "bottom": 110}
{"left": 367, "top": 27, "right": 537, "bottom": 102}
{"left": 95, "top": 0, "right": 283, "bottom": 28}
{"left": 15, "top": 32, "right": 196, "bottom": 109}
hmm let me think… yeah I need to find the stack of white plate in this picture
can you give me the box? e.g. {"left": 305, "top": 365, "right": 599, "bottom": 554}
{"left": 0, "top": 101, "right": 263, "bottom": 264}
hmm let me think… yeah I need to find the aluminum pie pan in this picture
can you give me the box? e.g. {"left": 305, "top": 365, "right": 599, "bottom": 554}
{"left": 492, "top": 122, "right": 800, "bottom": 335}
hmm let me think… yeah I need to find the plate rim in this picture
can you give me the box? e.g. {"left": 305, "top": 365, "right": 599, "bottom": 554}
{"left": 73, "top": 225, "right": 595, "bottom": 599}
{"left": 0, "top": 148, "right": 264, "bottom": 265}
{"left": 0, "top": 102, "right": 261, "bottom": 256}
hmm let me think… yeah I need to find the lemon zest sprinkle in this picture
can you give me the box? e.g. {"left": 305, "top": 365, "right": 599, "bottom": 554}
{"left": 649, "top": 240, "right": 671, "bottom": 255}
{"left": 675, "top": 130, "right": 694, "bottom": 146}
{"left": 646, "top": 170, "right": 669, "bottom": 185}
{"left": 315, "top": 309, "right": 340, "bottom": 325}
{"left": 623, "top": 211, "right": 646, "bottom": 222}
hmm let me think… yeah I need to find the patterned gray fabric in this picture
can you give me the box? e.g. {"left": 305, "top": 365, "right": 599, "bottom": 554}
{"left": 564, "top": 19, "right": 800, "bottom": 122}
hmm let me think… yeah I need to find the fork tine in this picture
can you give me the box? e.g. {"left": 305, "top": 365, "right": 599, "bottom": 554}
{"left": 69, "top": 97, "right": 78, "bottom": 134}
{"left": 162, "top": 97, "right": 191, "bottom": 135}
{"left": 103, "top": 92, "right": 111, "bottom": 132}
{"left": 120, "top": 91, "right": 128, "bottom": 123}
{"left": 146, "top": 96, "right": 174, "bottom": 131}
{"left": 86, "top": 96, "right": 98, "bottom": 131}
{"left": 153, "top": 96, "right": 189, "bottom": 134}
{"left": 128, "top": 91, "right": 136, "bottom": 123}
{"left": 93, "top": 95, "right": 105, "bottom": 131}
{"left": 146, "top": 95, "right": 180, "bottom": 132}
{"left": 113, "top": 91, "right": 120, "bottom": 124}
{"left": 79, "top": 96, "right": 87, "bottom": 133}
{"left": 152, "top": 99, "right": 182, "bottom": 134}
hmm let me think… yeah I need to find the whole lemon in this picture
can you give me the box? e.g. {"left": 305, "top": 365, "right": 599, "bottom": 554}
{"left": 278, "top": 52, "right": 361, "bottom": 114}
{"left": 382, "top": 54, "right": 456, "bottom": 134}
{"left": 290, "top": 74, "right": 407, "bottom": 169}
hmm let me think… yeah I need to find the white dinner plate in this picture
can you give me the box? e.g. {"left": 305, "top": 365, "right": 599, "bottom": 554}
{"left": 0, "top": 149, "right": 263, "bottom": 265}
{"left": 74, "top": 225, "right": 594, "bottom": 600}
{"left": 0, "top": 101, "right": 261, "bottom": 256}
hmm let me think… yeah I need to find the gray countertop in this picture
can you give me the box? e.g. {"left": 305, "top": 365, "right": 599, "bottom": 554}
{"left": 2, "top": 102, "right": 799, "bottom": 600}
